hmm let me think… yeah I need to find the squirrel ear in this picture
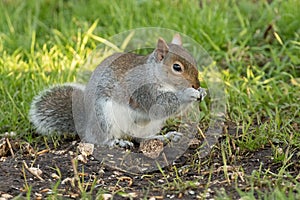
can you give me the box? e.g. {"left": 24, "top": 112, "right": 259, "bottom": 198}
{"left": 171, "top": 34, "right": 182, "bottom": 46}
{"left": 155, "top": 38, "right": 169, "bottom": 61}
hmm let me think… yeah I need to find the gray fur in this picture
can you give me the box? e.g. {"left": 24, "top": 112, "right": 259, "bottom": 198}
{"left": 29, "top": 83, "right": 85, "bottom": 135}
{"left": 29, "top": 36, "right": 206, "bottom": 146}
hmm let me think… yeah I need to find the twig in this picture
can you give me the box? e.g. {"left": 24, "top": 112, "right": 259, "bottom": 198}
{"left": 22, "top": 161, "right": 44, "bottom": 181}
{"left": 36, "top": 149, "right": 49, "bottom": 156}
{"left": 71, "top": 158, "right": 79, "bottom": 181}
{"left": 6, "top": 138, "right": 15, "bottom": 158}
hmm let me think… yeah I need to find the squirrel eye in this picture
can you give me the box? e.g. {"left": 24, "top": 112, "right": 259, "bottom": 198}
{"left": 172, "top": 63, "right": 183, "bottom": 72}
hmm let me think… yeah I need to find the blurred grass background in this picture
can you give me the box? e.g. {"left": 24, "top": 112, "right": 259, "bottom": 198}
{"left": 0, "top": 0, "right": 299, "bottom": 198}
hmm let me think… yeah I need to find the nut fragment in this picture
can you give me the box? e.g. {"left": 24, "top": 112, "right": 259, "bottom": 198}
{"left": 77, "top": 142, "right": 94, "bottom": 156}
{"left": 139, "top": 139, "right": 164, "bottom": 159}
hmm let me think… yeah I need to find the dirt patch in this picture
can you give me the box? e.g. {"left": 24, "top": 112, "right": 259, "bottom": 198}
{"left": 0, "top": 128, "right": 299, "bottom": 199}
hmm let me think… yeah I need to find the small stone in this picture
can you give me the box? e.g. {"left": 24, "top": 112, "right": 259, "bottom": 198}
{"left": 29, "top": 167, "right": 42, "bottom": 176}
{"left": 51, "top": 173, "right": 60, "bottom": 179}
{"left": 1, "top": 193, "right": 13, "bottom": 199}
{"left": 188, "top": 190, "right": 195, "bottom": 195}
{"left": 102, "top": 194, "right": 113, "bottom": 200}
{"left": 157, "top": 179, "right": 164, "bottom": 183}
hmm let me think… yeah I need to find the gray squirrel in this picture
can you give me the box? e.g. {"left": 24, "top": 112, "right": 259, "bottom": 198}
{"left": 29, "top": 34, "right": 206, "bottom": 147}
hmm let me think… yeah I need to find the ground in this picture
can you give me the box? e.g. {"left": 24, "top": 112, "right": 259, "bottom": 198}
{"left": 1, "top": 121, "right": 299, "bottom": 199}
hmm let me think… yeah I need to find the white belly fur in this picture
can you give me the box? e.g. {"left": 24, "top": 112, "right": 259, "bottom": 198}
{"left": 102, "top": 100, "right": 165, "bottom": 139}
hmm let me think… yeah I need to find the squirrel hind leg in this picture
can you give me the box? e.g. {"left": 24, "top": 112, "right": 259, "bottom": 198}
{"left": 29, "top": 83, "right": 85, "bottom": 135}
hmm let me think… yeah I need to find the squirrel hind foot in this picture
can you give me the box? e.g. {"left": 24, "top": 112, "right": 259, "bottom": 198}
{"left": 106, "top": 138, "right": 134, "bottom": 149}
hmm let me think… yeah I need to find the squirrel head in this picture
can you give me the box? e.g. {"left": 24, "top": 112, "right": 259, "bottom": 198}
{"left": 153, "top": 34, "right": 200, "bottom": 90}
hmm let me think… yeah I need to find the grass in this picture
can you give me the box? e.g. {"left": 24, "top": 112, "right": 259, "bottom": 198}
{"left": 0, "top": 0, "right": 299, "bottom": 199}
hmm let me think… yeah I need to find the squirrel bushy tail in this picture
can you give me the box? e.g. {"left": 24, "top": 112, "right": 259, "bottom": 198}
{"left": 29, "top": 83, "right": 85, "bottom": 135}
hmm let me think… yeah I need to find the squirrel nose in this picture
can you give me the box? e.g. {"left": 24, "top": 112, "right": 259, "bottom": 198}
{"left": 192, "top": 81, "right": 200, "bottom": 89}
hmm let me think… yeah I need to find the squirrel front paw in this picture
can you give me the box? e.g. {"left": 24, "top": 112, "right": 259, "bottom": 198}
{"left": 179, "top": 87, "right": 207, "bottom": 103}
{"left": 197, "top": 87, "right": 207, "bottom": 101}
{"left": 178, "top": 88, "right": 201, "bottom": 103}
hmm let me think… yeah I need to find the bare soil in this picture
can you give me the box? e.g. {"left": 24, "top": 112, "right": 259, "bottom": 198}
{"left": 0, "top": 124, "right": 299, "bottom": 199}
